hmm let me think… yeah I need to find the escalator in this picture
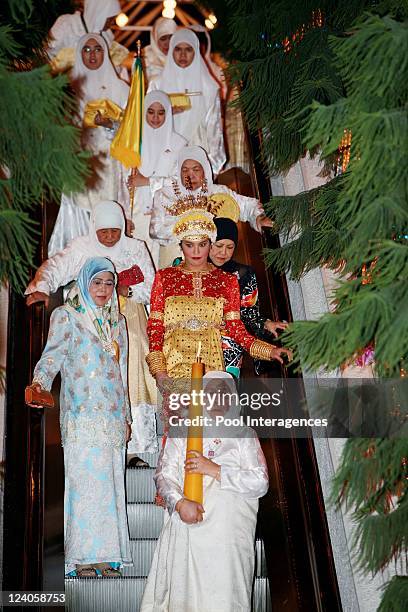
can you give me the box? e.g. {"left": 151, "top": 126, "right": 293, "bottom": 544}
{"left": 3, "top": 133, "right": 342, "bottom": 611}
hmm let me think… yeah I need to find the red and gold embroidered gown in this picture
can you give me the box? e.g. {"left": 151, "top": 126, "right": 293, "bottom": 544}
{"left": 147, "top": 264, "right": 267, "bottom": 378}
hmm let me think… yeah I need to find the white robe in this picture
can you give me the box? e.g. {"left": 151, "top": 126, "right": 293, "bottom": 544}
{"left": 131, "top": 90, "right": 186, "bottom": 268}
{"left": 25, "top": 234, "right": 154, "bottom": 302}
{"left": 149, "top": 144, "right": 264, "bottom": 268}
{"left": 140, "top": 432, "right": 269, "bottom": 612}
{"left": 48, "top": 33, "right": 130, "bottom": 256}
{"left": 47, "top": 0, "right": 120, "bottom": 57}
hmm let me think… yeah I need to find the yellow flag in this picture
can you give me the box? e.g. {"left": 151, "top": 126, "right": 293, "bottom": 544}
{"left": 110, "top": 56, "right": 144, "bottom": 168}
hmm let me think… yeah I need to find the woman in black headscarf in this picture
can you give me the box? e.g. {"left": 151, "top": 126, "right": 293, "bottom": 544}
{"left": 209, "top": 217, "right": 287, "bottom": 377}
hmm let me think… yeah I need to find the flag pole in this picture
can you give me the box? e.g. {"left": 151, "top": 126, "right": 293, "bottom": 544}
{"left": 129, "top": 40, "right": 142, "bottom": 220}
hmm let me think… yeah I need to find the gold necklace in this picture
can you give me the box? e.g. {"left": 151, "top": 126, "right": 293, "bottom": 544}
{"left": 180, "top": 262, "right": 214, "bottom": 275}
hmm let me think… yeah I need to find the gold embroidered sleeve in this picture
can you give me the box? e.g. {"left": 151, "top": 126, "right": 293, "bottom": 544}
{"left": 146, "top": 351, "right": 167, "bottom": 376}
{"left": 249, "top": 339, "right": 276, "bottom": 361}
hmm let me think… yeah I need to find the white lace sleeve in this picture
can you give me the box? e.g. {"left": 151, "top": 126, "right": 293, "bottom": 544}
{"left": 24, "top": 240, "right": 84, "bottom": 296}
{"left": 149, "top": 188, "right": 176, "bottom": 245}
{"left": 233, "top": 188, "right": 264, "bottom": 232}
{"left": 32, "top": 308, "right": 72, "bottom": 390}
{"left": 154, "top": 438, "right": 185, "bottom": 515}
{"left": 220, "top": 433, "right": 269, "bottom": 499}
{"left": 118, "top": 317, "right": 132, "bottom": 424}
{"left": 127, "top": 240, "right": 155, "bottom": 305}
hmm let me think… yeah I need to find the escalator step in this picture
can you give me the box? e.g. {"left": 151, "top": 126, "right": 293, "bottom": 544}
{"left": 126, "top": 467, "right": 156, "bottom": 502}
{"left": 122, "top": 539, "right": 158, "bottom": 577}
{"left": 252, "top": 577, "right": 273, "bottom": 612}
{"left": 65, "top": 577, "right": 146, "bottom": 612}
{"left": 128, "top": 449, "right": 160, "bottom": 469}
{"left": 121, "top": 537, "right": 267, "bottom": 578}
{"left": 255, "top": 538, "right": 268, "bottom": 578}
{"left": 65, "top": 575, "right": 272, "bottom": 612}
{"left": 127, "top": 502, "right": 165, "bottom": 539}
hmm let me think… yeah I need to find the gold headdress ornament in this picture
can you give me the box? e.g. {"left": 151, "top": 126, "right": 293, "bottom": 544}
{"left": 207, "top": 193, "right": 240, "bottom": 223}
{"left": 173, "top": 210, "right": 217, "bottom": 242}
{"left": 169, "top": 180, "right": 240, "bottom": 242}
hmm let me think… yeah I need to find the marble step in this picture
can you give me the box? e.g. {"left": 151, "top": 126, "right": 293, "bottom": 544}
{"left": 65, "top": 576, "right": 271, "bottom": 612}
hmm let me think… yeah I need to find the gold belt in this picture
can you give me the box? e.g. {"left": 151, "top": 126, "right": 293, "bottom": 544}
{"left": 166, "top": 317, "right": 224, "bottom": 332}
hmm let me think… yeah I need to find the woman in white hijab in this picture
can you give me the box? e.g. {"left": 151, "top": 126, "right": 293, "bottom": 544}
{"left": 127, "top": 90, "right": 186, "bottom": 267}
{"left": 48, "top": 0, "right": 121, "bottom": 57}
{"left": 148, "top": 28, "right": 226, "bottom": 176}
{"left": 26, "top": 200, "right": 159, "bottom": 462}
{"left": 150, "top": 145, "right": 271, "bottom": 268}
{"left": 48, "top": 33, "right": 130, "bottom": 257}
{"left": 190, "top": 24, "right": 228, "bottom": 100}
{"left": 140, "top": 371, "right": 269, "bottom": 612}
{"left": 142, "top": 17, "right": 178, "bottom": 83}
{"left": 47, "top": 0, "right": 129, "bottom": 76}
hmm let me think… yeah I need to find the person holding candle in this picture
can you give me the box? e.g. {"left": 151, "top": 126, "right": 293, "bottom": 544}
{"left": 140, "top": 371, "right": 269, "bottom": 612}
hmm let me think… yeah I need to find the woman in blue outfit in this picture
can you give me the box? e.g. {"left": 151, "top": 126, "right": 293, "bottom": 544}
{"left": 27, "top": 257, "right": 132, "bottom": 577}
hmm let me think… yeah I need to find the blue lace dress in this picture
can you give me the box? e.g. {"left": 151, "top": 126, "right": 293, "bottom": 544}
{"left": 33, "top": 306, "right": 133, "bottom": 573}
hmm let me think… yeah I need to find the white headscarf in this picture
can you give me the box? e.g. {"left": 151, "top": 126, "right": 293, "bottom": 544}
{"left": 139, "top": 90, "right": 186, "bottom": 177}
{"left": 89, "top": 200, "right": 127, "bottom": 259}
{"left": 189, "top": 24, "right": 227, "bottom": 99}
{"left": 71, "top": 33, "right": 129, "bottom": 114}
{"left": 47, "top": 0, "right": 120, "bottom": 57}
{"left": 83, "top": 0, "right": 120, "bottom": 34}
{"left": 151, "top": 28, "right": 219, "bottom": 138}
{"left": 202, "top": 371, "right": 244, "bottom": 432}
{"left": 149, "top": 17, "right": 177, "bottom": 65}
{"left": 177, "top": 145, "right": 214, "bottom": 194}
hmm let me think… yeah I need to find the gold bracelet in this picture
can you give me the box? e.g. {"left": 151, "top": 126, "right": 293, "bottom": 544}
{"left": 249, "top": 339, "right": 276, "bottom": 361}
{"left": 146, "top": 351, "right": 167, "bottom": 376}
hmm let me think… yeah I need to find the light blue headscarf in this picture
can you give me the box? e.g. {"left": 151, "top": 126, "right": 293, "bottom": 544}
{"left": 66, "top": 257, "right": 120, "bottom": 354}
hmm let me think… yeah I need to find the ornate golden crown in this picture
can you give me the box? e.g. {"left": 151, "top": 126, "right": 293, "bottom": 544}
{"left": 172, "top": 210, "right": 217, "bottom": 242}
{"left": 165, "top": 179, "right": 210, "bottom": 217}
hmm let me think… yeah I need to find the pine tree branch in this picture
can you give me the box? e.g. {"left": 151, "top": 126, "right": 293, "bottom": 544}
{"left": 0, "top": 208, "right": 38, "bottom": 290}
{"left": 379, "top": 576, "right": 408, "bottom": 612}
{"left": 263, "top": 176, "right": 345, "bottom": 278}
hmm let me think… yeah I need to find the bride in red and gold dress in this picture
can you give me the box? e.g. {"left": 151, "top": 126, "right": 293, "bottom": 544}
{"left": 145, "top": 200, "right": 292, "bottom": 391}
